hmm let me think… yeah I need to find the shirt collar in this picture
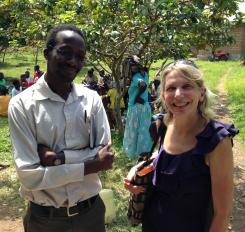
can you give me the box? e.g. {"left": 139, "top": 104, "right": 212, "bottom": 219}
{"left": 32, "top": 74, "right": 85, "bottom": 102}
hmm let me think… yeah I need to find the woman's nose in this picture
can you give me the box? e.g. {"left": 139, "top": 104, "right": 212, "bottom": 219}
{"left": 175, "top": 88, "right": 183, "bottom": 97}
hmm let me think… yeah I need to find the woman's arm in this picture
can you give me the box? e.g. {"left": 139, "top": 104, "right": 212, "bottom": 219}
{"left": 207, "top": 137, "right": 234, "bottom": 232}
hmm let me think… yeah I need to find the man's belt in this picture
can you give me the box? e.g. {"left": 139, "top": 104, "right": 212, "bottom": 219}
{"left": 30, "top": 194, "right": 98, "bottom": 217}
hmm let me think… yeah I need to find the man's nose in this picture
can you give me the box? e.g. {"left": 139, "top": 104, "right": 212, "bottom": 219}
{"left": 67, "top": 55, "right": 81, "bottom": 67}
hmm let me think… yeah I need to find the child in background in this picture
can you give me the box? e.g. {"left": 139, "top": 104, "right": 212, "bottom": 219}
{"left": 20, "top": 73, "right": 28, "bottom": 91}
{"left": 0, "top": 72, "right": 7, "bottom": 87}
{"left": 33, "top": 65, "right": 44, "bottom": 83}
{"left": 0, "top": 85, "right": 11, "bottom": 116}
{"left": 25, "top": 70, "right": 34, "bottom": 87}
{"left": 11, "top": 79, "right": 22, "bottom": 97}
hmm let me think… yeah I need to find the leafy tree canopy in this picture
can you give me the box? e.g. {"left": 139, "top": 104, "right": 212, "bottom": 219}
{"left": 0, "top": 0, "right": 242, "bottom": 132}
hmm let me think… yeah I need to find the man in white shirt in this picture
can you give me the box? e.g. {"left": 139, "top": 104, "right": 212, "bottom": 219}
{"left": 8, "top": 24, "right": 114, "bottom": 232}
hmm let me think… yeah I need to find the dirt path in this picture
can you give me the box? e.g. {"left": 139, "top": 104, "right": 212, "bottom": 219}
{"left": 0, "top": 68, "right": 244, "bottom": 232}
{"left": 216, "top": 68, "right": 245, "bottom": 232}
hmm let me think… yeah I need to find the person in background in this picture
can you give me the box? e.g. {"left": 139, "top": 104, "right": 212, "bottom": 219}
{"left": 149, "top": 77, "right": 161, "bottom": 112}
{"left": 33, "top": 65, "right": 44, "bottom": 83}
{"left": 124, "top": 60, "right": 238, "bottom": 232}
{"left": 106, "top": 81, "right": 125, "bottom": 130}
{"left": 122, "top": 56, "right": 152, "bottom": 159}
{"left": 11, "top": 79, "right": 22, "bottom": 97}
{"left": 0, "top": 85, "right": 11, "bottom": 116}
{"left": 8, "top": 24, "right": 114, "bottom": 232}
{"left": 98, "top": 69, "right": 105, "bottom": 85}
{"left": 0, "top": 72, "right": 7, "bottom": 87}
{"left": 25, "top": 70, "right": 34, "bottom": 87}
{"left": 20, "top": 73, "right": 28, "bottom": 91}
{"left": 85, "top": 68, "right": 98, "bottom": 85}
{"left": 97, "top": 70, "right": 110, "bottom": 97}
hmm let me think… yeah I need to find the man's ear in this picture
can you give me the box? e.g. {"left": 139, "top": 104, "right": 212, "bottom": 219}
{"left": 43, "top": 49, "right": 49, "bottom": 60}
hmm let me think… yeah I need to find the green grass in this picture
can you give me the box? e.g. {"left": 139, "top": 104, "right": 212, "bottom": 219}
{"left": 225, "top": 64, "right": 245, "bottom": 145}
{"left": 100, "top": 131, "right": 141, "bottom": 231}
{"left": 0, "top": 117, "right": 13, "bottom": 164}
{"left": 0, "top": 48, "right": 46, "bottom": 83}
{"left": 0, "top": 52, "right": 244, "bottom": 231}
{"left": 0, "top": 116, "right": 26, "bottom": 218}
{"left": 149, "top": 59, "right": 237, "bottom": 93}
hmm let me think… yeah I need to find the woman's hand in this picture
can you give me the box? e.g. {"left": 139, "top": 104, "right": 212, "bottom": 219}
{"left": 124, "top": 161, "right": 146, "bottom": 195}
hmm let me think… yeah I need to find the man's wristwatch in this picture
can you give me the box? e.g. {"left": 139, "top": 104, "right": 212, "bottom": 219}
{"left": 53, "top": 154, "right": 62, "bottom": 166}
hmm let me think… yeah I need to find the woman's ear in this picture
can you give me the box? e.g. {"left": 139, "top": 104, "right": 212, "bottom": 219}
{"left": 200, "top": 87, "right": 206, "bottom": 102}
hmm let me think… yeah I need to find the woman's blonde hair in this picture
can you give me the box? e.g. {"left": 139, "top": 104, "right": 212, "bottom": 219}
{"left": 160, "top": 61, "right": 216, "bottom": 123}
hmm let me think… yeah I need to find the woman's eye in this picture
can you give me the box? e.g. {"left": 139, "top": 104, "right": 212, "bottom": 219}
{"left": 183, "top": 84, "right": 193, "bottom": 89}
{"left": 166, "top": 86, "right": 175, "bottom": 91}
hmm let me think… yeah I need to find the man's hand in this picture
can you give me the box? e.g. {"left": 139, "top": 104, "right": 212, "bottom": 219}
{"left": 96, "top": 144, "right": 115, "bottom": 170}
{"left": 37, "top": 144, "right": 65, "bottom": 166}
{"left": 38, "top": 144, "right": 56, "bottom": 166}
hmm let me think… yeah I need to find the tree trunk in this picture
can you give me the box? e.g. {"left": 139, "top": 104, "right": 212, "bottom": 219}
{"left": 35, "top": 47, "right": 39, "bottom": 65}
{"left": 115, "top": 97, "right": 124, "bottom": 136}
{"left": 2, "top": 48, "right": 7, "bottom": 63}
{"left": 154, "top": 58, "right": 168, "bottom": 79}
{"left": 111, "top": 60, "right": 125, "bottom": 136}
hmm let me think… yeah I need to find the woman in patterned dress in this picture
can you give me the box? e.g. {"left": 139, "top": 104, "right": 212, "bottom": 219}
{"left": 123, "top": 58, "right": 152, "bottom": 159}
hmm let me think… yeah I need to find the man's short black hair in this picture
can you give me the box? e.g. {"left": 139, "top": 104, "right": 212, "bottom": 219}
{"left": 0, "top": 72, "right": 4, "bottom": 79}
{"left": 46, "top": 24, "right": 86, "bottom": 49}
{"left": 34, "top": 65, "right": 40, "bottom": 71}
{"left": 12, "top": 79, "right": 20, "bottom": 87}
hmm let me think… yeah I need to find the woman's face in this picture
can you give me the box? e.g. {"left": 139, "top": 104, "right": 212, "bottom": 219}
{"left": 163, "top": 70, "right": 205, "bottom": 117}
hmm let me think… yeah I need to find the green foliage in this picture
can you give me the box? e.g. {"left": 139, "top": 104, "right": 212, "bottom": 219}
{"left": 0, "top": 0, "right": 242, "bottom": 132}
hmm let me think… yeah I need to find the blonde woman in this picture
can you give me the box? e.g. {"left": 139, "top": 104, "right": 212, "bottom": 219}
{"left": 125, "top": 60, "right": 238, "bottom": 232}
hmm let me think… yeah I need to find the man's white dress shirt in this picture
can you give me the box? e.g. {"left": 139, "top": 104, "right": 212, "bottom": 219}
{"left": 8, "top": 76, "right": 111, "bottom": 208}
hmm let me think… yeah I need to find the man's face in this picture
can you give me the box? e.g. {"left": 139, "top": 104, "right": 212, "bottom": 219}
{"left": 46, "top": 30, "right": 86, "bottom": 83}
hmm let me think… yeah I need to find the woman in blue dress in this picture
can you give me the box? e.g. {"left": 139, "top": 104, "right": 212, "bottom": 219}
{"left": 124, "top": 60, "right": 239, "bottom": 231}
{"left": 123, "top": 59, "right": 152, "bottom": 159}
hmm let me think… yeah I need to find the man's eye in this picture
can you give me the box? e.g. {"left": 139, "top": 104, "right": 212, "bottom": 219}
{"left": 59, "top": 50, "right": 72, "bottom": 57}
{"left": 76, "top": 55, "right": 85, "bottom": 62}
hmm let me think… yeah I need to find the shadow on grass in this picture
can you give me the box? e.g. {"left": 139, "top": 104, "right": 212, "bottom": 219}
{"left": 100, "top": 130, "right": 141, "bottom": 231}
{"left": 0, "top": 62, "right": 33, "bottom": 68}
{"left": 231, "top": 165, "right": 245, "bottom": 232}
{"left": 0, "top": 168, "right": 25, "bottom": 220}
